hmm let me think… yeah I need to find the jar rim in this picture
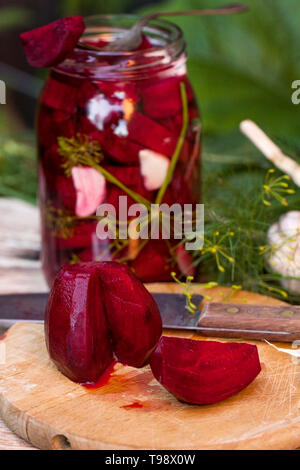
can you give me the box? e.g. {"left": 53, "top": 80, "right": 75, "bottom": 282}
{"left": 79, "top": 14, "right": 184, "bottom": 56}
{"left": 54, "top": 14, "right": 186, "bottom": 79}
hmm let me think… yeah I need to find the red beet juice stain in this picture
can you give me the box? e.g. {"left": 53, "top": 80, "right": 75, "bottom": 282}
{"left": 81, "top": 360, "right": 117, "bottom": 390}
{"left": 121, "top": 401, "right": 144, "bottom": 410}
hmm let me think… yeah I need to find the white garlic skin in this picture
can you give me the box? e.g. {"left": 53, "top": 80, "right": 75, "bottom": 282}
{"left": 267, "top": 211, "right": 300, "bottom": 294}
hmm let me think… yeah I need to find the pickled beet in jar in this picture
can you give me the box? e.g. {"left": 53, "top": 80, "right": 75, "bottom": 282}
{"left": 37, "top": 15, "right": 201, "bottom": 286}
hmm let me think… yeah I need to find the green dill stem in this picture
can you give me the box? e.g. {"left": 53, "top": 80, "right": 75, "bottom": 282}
{"left": 90, "top": 163, "right": 152, "bottom": 209}
{"left": 59, "top": 134, "right": 152, "bottom": 209}
{"left": 155, "top": 82, "right": 189, "bottom": 205}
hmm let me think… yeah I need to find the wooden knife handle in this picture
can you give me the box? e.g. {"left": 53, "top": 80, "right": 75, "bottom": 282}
{"left": 197, "top": 303, "right": 300, "bottom": 342}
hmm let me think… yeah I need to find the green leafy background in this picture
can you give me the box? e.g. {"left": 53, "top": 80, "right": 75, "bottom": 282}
{"left": 0, "top": 0, "right": 299, "bottom": 299}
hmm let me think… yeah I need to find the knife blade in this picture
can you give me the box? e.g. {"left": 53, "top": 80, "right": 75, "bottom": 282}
{"left": 0, "top": 292, "right": 299, "bottom": 342}
{"left": 0, "top": 292, "right": 204, "bottom": 328}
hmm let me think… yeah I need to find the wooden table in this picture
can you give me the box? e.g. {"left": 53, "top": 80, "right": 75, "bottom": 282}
{"left": 0, "top": 198, "right": 48, "bottom": 449}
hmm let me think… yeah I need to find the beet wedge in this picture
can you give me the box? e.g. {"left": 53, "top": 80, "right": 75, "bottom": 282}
{"left": 45, "top": 264, "right": 114, "bottom": 384}
{"left": 142, "top": 77, "right": 193, "bottom": 120}
{"left": 20, "top": 16, "right": 85, "bottom": 68}
{"left": 45, "top": 262, "right": 162, "bottom": 384}
{"left": 150, "top": 336, "right": 261, "bottom": 405}
{"left": 98, "top": 262, "right": 162, "bottom": 367}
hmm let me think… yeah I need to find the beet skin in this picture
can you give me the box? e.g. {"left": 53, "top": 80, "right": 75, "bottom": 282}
{"left": 20, "top": 16, "right": 85, "bottom": 68}
{"left": 45, "top": 262, "right": 162, "bottom": 384}
{"left": 150, "top": 336, "right": 261, "bottom": 405}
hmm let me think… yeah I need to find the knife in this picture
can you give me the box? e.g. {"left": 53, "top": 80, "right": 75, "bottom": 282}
{"left": 0, "top": 292, "right": 299, "bottom": 342}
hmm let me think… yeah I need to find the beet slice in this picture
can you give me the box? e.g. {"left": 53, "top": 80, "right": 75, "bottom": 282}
{"left": 159, "top": 106, "right": 200, "bottom": 136}
{"left": 20, "top": 16, "right": 85, "bottom": 68}
{"left": 56, "top": 221, "right": 98, "bottom": 250}
{"left": 40, "top": 144, "right": 65, "bottom": 175}
{"left": 55, "top": 175, "right": 76, "bottom": 211}
{"left": 76, "top": 241, "right": 111, "bottom": 263}
{"left": 139, "top": 149, "right": 169, "bottom": 191}
{"left": 150, "top": 336, "right": 261, "bottom": 405}
{"left": 37, "top": 108, "right": 76, "bottom": 148}
{"left": 77, "top": 80, "right": 100, "bottom": 108}
{"left": 45, "top": 264, "right": 114, "bottom": 383}
{"left": 127, "top": 112, "right": 189, "bottom": 158}
{"left": 175, "top": 245, "right": 195, "bottom": 277}
{"left": 105, "top": 182, "right": 154, "bottom": 221}
{"left": 142, "top": 77, "right": 193, "bottom": 120}
{"left": 162, "top": 166, "right": 197, "bottom": 206}
{"left": 46, "top": 262, "right": 162, "bottom": 383}
{"left": 130, "top": 240, "right": 175, "bottom": 282}
{"left": 95, "top": 81, "right": 140, "bottom": 104}
{"left": 77, "top": 115, "right": 142, "bottom": 166}
{"left": 103, "top": 165, "right": 142, "bottom": 187}
{"left": 40, "top": 77, "right": 78, "bottom": 114}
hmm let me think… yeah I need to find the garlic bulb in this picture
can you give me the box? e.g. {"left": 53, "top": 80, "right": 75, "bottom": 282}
{"left": 267, "top": 211, "right": 300, "bottom": 294}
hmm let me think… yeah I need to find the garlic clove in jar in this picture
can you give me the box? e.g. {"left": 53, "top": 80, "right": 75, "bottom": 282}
{"left": 139, "top": 149, "right": 170, "bottom": 191}
{"left": 71, "top": 166, "right": 106, "bottom": 217}
{"left": 267, "top": 211, "right": 300, "bottom": 295}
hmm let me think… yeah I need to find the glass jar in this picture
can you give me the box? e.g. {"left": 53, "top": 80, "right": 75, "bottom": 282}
{"left": 37, "top": 15, "right": 201, "bottom": 286}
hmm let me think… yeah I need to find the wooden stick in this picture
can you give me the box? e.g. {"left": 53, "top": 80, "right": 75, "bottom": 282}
{"left": 240, "top": 120, "right": 300, "bottom": 187}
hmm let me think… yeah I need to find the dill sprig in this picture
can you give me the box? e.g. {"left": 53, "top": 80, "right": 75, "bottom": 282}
{"left": 155, "top": 82, "right": 188, "bottom": 205}
{"left": 58, "top": 133, "right": 151, "bottom": 209}
{"left": 58, "top": 133, "right": 104, "bottom": 176}
{"left": 200, "top": 230, "right": 235, "bottom": 273}
{"left": 191, "top": 142, "right": 300, "bottom": 303}
{"left": 45, "top": 203, "right": 76, "bottom": 239}
{"left": 262, "top": 169, "right": 296, "bottom": 207}
{"left": 171, "top": 271, "right": 218, "bottom": 314}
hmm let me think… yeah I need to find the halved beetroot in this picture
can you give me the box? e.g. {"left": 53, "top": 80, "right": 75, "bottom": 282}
{"left": 20, "top": 16, "right": 85, "bottom": 68}
{"left": 45, "top": 264, "right": 114, "bottom": 383}
{"left": 45, "top": 262, "right": 162, "bottom": 383}
{"left": 150, "top": 336, "right": 261, "bottom": 405}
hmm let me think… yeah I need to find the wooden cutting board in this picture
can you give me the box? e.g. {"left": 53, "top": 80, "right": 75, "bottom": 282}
{"left": 0, "top": 284, "right": 300, "bottom": 450}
